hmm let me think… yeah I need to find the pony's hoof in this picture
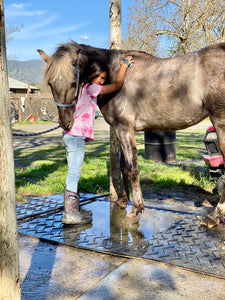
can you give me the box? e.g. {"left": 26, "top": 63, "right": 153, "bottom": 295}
{"left": 202, "top": 203, "right": 225, "bottom": 228}
{"left": 201, "top": 208, "right": 220, "bottom": 228}
{"left": 201, "top": 216, "right": 220, "bottom": 228}
{"left": 116, "top": 197, "right": 128, "bottom": 208}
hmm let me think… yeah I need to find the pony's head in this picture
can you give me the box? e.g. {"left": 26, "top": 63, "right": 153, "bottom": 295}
{"left": 37, "top": 42, "right": 87, "bottom": 130}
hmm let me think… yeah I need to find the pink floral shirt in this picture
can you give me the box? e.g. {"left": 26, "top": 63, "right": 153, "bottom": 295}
{"left": 66, "top": 84, "right": 103, "bottom": 141}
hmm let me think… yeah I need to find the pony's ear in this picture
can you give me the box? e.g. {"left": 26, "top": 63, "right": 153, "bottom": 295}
{"left": 37, "top": 49, "right": 50, "bottom": 63}
{"left": 72, "top": 48, "right": 88, "bottom": 68}
{"left": 71, "top": 49, "right": 82, "bottom": 65}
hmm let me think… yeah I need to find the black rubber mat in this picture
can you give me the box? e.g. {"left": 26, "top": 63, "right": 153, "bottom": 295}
{"left": 17, "top": 194, "right": 225, "bottom": 278}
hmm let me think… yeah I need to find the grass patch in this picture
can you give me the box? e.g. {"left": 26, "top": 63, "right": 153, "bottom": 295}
{"left": 14, "top": 125, "right": 214, "bottom": 202}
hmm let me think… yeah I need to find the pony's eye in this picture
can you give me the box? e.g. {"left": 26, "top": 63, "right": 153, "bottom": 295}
{"left": 71, "top": 81, "right": 77, "bottom": 88}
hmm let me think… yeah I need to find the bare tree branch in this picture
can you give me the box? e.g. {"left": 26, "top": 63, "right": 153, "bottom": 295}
{"left": 124, "top": 0, "right": 225, "bottom": 56}
{"left": 5, "top": 24, "right": 23, "bottom": 43}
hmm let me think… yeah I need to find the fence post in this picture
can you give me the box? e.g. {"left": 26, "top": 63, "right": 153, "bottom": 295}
{"left": 18, "top": 96, "right": 22, "bottom": 122}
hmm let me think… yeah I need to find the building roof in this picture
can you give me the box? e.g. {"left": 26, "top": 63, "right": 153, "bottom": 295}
{"left": 8, "top": 77, "right": 39, "bottom": 91}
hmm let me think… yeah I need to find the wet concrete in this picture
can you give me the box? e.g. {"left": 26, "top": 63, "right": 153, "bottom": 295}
{"left": 19, "top": 235, "right": 126, "bottom": 300}
{"left": 78, "top": 258, "right": 225, "bottom": 300}
{"left": 19, "top": 232, "right": 225, "bottom": 300}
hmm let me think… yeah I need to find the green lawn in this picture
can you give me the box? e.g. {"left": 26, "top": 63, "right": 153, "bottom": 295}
{"left": 14, "top": 123, "right": 214, "bottom": 202}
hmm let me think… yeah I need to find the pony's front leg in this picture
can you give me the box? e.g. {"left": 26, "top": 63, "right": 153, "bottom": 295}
{"left": 116, "top": 150, "right": 130, "bottom": 209}
{"left": 110, "top": 136, "right": 129, "bottom": 208}
{"left": 115, "top": 127, "right": 145, "bottom": 223}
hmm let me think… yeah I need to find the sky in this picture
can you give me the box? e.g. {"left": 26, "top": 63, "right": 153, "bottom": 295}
{"left": 4, "top": 0, "right": 131, "bottom": 61}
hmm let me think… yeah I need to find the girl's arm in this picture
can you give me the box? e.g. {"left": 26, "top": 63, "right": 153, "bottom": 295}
{"left": 99, "top": 56, "right": 135, "bottom": 95}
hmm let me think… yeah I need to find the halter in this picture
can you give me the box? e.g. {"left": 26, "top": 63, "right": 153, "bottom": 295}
{"left": 53, "top": 62, "right": 80, "bottom": 108}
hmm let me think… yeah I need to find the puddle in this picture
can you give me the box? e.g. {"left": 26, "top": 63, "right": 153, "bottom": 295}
{"left": 17, "top": 195, "right": 184, "bottom": 252}
{"left": 83, "top": 200, "right": 184, "bottom": 243}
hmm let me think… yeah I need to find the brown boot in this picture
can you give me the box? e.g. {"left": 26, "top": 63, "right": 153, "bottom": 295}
{"left": 64, "top": 187, "right": 92, "bottom": 217}
{"left": 76, "top": 189, "right": 93, "bottom": 217}
{"left": 62, "top": 189, "right": 92, "bottom": 225}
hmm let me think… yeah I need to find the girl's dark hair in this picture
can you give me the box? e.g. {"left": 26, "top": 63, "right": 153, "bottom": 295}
{"left": 85, "top": 59, "right": 110, "bottom": 85}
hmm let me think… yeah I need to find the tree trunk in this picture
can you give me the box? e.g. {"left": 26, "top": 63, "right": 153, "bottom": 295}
{"left": 0, "top": 1, "right": 21, "bottom": 299}
{"left": 109, "top": 0, "right": 122, "bottom": 199}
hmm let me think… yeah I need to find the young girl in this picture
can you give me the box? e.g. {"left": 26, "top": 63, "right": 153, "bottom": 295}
{"left": 62, "top": 55, "right": 135, "bottom": 225}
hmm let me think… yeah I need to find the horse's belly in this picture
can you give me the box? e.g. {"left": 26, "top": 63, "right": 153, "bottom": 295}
{"left": 135, "top": 102, "right": 208, "bottom": 131}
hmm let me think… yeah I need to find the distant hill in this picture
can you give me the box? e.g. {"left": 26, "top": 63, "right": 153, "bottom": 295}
{"left": 7, "top": 59, "right": 45, "bottom": 84}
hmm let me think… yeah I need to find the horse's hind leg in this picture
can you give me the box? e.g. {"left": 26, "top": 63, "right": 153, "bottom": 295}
{"left": 203, "top": 121, "right": 225, "bottom": 227}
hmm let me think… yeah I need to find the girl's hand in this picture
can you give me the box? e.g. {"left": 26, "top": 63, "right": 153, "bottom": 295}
{"left": 100, "top": 55, "right": 135, "bottom": 95}
{"left": 122, "top": 56, "right": 135, "bottom": 68}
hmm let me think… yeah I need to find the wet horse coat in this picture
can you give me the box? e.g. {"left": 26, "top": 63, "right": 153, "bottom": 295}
{"left": 38, "top": 41, "right": 225, "bottom": 226}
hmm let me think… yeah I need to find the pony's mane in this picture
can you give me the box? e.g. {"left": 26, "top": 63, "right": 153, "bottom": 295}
{"left": 44, "top": 41, "right": 155, "bottom": 85}
{"left": 44, "top": 42, "right": 80, "bottom": 84}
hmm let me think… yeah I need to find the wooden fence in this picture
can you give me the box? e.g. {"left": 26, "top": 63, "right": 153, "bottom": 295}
{"left": 10, "top": 92, "right": 58, "bottom": 122}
